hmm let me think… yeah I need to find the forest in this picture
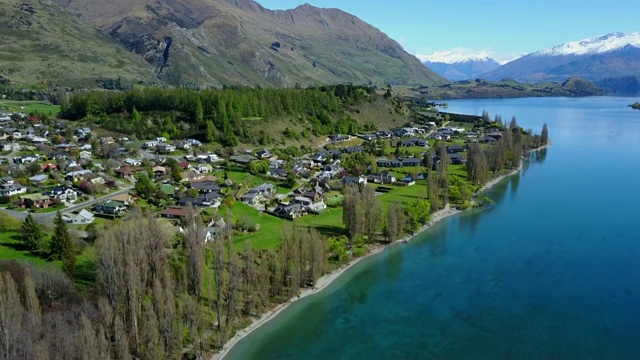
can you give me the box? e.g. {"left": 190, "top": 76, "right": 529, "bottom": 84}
{"left": 59, "top": 85, "right": 376, "bottom": 145}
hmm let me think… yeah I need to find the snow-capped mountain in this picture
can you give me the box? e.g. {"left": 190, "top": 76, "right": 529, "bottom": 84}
{"left": 533, "top": 32, "right": 640, "bottom": 57}
{"left": 483, "top": 32, "right": 640, "bottom": 84}
{"left": 419, "top": 51, "right": 501, "bottom": 81}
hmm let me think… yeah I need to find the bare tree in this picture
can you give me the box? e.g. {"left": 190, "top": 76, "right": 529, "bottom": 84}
{"left": 361, "top": 185, "right": 382, "bottom": 242}
{"left": 183, "top": 206, "right": 204, "bottom": 299}
{"left": 384, "top": 201, "right": 405, "bottom": 243}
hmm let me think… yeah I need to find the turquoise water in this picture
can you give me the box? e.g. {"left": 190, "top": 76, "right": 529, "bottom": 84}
{"left": 225, "top": 97, "right": 640, "bottom": 359}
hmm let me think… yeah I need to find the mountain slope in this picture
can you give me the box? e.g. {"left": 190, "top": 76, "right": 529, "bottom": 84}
{"left": 53, "top": 0, "right": 446, "bottom": 87}
{"left": 422, "top": 53, "right": 500, "bottom": 81}
{"left": 483, "top": 32, "right": 640, "bottom": 83}
{"left": 0, "top": 0, "right": 158, "bottom": 87}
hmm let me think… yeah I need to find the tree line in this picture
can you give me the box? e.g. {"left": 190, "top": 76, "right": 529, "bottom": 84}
{"left": 59, "top": 85, "right": 375, "bottom": 146}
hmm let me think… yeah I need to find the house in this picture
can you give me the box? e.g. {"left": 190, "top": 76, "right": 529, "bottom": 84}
{"left": 328, "top": 134, "right": 351, "bottom": 142}
{"left": 400, "top": 157, "right": 422, "bottom": 167}
{"left": 186, "top": 139, "right": 202, "bottom": 147}
{"left": 230, "top": 155, "right": 257, "bottom": 164}
{"left": 367, "top": 170, "right": 396, "bottom": 184}
{"left": 487, "top": 132, "right": 503, "bottom": 140}
{"left": 19, "top": 193, "right": 51, "bottom": 209}
{"left": 448, "top": 153, "right": 466, "bottom": 165}
{"left": 342, "top": 176, "right": 367, "bottom": 186}
{"left": 152, "top": 166, "right": 167, "bottom": 177}
{"left": 143, "top": 141, "right": 158, "bottom": 149}
{"left": 79, "top": 151, "right": 93, "bottom": 160}
{"left": 43, "top": 185, "right": 78, "bottom": 202}
{"left": 0, "top": 176, "right": 15, "bottom": 185}
{"left": 159, "top": 207, "right": 191, "bottom": 219}
{"left": 446, "top": 145, "right": 466, "bottom": 153}
{"left": 29, "top": 174, "right": 49, "bottom": 185}
{"left": 241, "top": 183, "right": 276, "bottom": 205}
{"left": 291, "top": 196, "right": 312, "bottom": 207}
{"left": 400, "top": 138, "right": 427, "bottom": 147}
{"left": 307, "top": 201, "right": 327, "bottom": 214}
{"left": 195, "top": 163, "right": 213, "bottom": 173}
{"left": 180, "top": 171, "right": 204, "bottom": 183}
{"left": 94, "top": 200, "right": 127, "bottom": 214}
{"left": 63, "top": 209, "right": 95, "bottom": 225}
{"left": 320, "top": 164, "right": 342, "bottom": 179}
{"left": 196, "top": 154, "right": 219, "bottom": 163}
{"left": 190, "top": 180, "right": 221, "bottom": 193}
{"left": 15, "top": 154, "right": 39, "bottom": 164}
{"left": 256, "top": 149, "right": 276, "bottom": 160}
{"left": 78, "top": 144, "right": 93, "bottom": 151}
{"left": 156, "top": 143, "right": 175, "bottom": 153}
{"left": 108, "top": 147, "right": 129, "bottom": 158}
{"left": 0, "top": 183, "right": 27, "bottom": 197}
{"left": 110, "top": 193, "right": 135, "bottom": 205}
{"left": 155, "top": 137, "right": 167, "bottom": 143}
{"left": 176, "top": 141, "right": 191, "bottom": 150}
{"left": 178, "top": 192, "right": 221, "bottom": 208}
{"left": 342, "top": 146, "right": 363, "bottom": 154}
{"left": 124, "top": 158, "right": 142, "bottom": 166}
{"left": 392, "top": 128, "right": 409, "bottom": 137}
{"left": 401, "top": 177, "right": 416, "bottom": 186}
{"left": 376, "top": 159, "right": 403, "bottom": 168}
{"left": 116, "top": 166, "right": 144, "bottom": 178}
{"left": 178, "top": 162, "right": 191, "bottom": 170}
{"left": 1, "top": 142, "right": 19, "bottom": 152}
{"left": 272, "top": 203, "right": 305, "bottom": 219}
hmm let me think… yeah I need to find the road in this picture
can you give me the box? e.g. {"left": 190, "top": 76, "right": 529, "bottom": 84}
{"left": 0, "top": 185, "right": 134, "bottom": 223}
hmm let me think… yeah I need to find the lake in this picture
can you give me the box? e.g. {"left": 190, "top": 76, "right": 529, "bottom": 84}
{"left": 224, "top": 97, "right": 640, "bottom": 359}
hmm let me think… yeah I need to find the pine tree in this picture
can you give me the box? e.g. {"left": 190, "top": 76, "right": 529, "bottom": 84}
{"left": 20, "top": 212, "right": 43, "bottom": 252}
{"left": 50, "top": 211, "right": 76, "bottom": 276}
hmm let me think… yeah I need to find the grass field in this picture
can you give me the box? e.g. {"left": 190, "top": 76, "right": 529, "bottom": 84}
{"left": 0, "top": 100, "right": 60, "bottom": 115}
{"left": 0, "top": 230, "right": 97, "bottom": 288}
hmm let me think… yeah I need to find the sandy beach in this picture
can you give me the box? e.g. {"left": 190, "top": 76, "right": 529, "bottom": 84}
{"left": 214, "top": 144, "right": 549, "bottom": 359}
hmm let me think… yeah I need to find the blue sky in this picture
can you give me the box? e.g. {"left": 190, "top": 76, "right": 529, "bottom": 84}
{"left": 258, "top": 0, "right": 639, "bottom": 63}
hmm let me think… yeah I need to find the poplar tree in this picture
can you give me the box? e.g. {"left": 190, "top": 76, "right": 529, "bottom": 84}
{"left": 541, "top": 123, "right": 549, "bottom": 145}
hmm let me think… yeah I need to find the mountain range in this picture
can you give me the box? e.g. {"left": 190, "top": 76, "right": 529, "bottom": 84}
{"left": 419, "top": 51, "right": 501, "bottom": 81}
{"left": 1, "top": 0, "right": 445, "bottom": 88}
{"left": 480, "top": 32, "right": 640, "bottom": 92}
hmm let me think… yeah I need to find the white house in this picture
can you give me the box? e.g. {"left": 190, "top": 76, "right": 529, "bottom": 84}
{"left": 64, "top": 209, "right": 95, "bottom": 224}
{"left": 124, "top": 158, "right": 142, "bottom": 166}
{"left": 0, "top": 183, "right": 27, "bottom": 197}
{"left": 154, "top": 137, "right": 167, "bottom": 143}
{"left": 79, "top": 151, "right": 93, "bottom": 160}
{"left": 44, "top": 186, "right": 78, "bottom": 202}
{"left": 143, "top": 141, "right": 158, "bottom": 149}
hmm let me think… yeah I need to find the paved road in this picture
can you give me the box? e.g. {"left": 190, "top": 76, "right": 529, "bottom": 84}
{"left": 0, "top": 185, "right": 134, "bottom": 222}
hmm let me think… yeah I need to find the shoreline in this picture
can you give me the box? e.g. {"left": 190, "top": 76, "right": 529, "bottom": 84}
{"left": 214, "top": 143, "right": 550, "bottom": 359}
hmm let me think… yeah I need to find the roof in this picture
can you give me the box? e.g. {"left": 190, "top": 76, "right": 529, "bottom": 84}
{"left": 110, "top": 194, "right": 132, "bottom": 202}
{"left": 159, "top": 207, "right": 190, "bottom": 217}
{"left": 29, "top": 174, "right": 48, "bottom": 182}
{"left": 76, "top": 209, "right": 94, "bottom": 220}
{"left": 97, "top": 199, "right": 125, "bottom": 208}
{"left": 20, "top": 193, "right": 50, "bottom": 201}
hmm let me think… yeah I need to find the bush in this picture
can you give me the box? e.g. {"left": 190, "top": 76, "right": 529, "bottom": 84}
{"left": 0, "top": 212, "right": 21, "bottom": 232}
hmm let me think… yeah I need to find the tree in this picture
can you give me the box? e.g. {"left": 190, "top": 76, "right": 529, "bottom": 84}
{"left": 183, "top": 207, "right": 204, "bottom": 299}
{"left": 541, "top": 123, "right": 549, "bottom": 145}
{"left": 361, "top": 185, "right": 381, "bottom": 242}
{"left": 134, "top": 172, "right": 155, "bottom": 199}
{"left": 20, "top": 213, "right": 44, "bottom": 253}
{"left": 405, "top": 200, "right": 431, "bottom": 234}
{"left": 342, "top": 185, "right": 363, "bottom": 241}
{"left": 50, "top": 212, "right": 75, "bottom": 276}
{"left": 171, "top": 164, "right": 182, "bottom": 184}
{"left": 384, "top": 201, "right": 405, "bottom": 243}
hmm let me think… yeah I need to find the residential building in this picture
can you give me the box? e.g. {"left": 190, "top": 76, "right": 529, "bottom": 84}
{"left": 63, "top": 209, "right": 95, "bottom": 225}
{"left": 43, "top": 186, "right": 78, "bottom": 202}
{"left": 0, "top": 183, "right": 27, "bottom": 197}
{"left": 110, "top": 193, "right": 135, "bottom": 205}
{"left": 94, "top": 200, "right": 127, "bottom": 214}
{"left": 159, "top": 207, "right": 191, "bottom": 219}
{"left": 19, "top": 193, "right": 51, "bottom": 209}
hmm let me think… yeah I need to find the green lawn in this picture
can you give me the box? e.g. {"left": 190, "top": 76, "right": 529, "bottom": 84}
{"left": 0, "top": 100, "right": 60, "bottom": 115}
{"left": 0, "top": 230, "right": 97, "bottom": 288}
{"left": 226, "top": 203, "right": 289, "bottom": 250}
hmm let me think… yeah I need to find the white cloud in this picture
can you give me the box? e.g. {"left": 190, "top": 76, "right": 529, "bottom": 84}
{"left": 415, "top": 47, "right": 524, "bottom": 65}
